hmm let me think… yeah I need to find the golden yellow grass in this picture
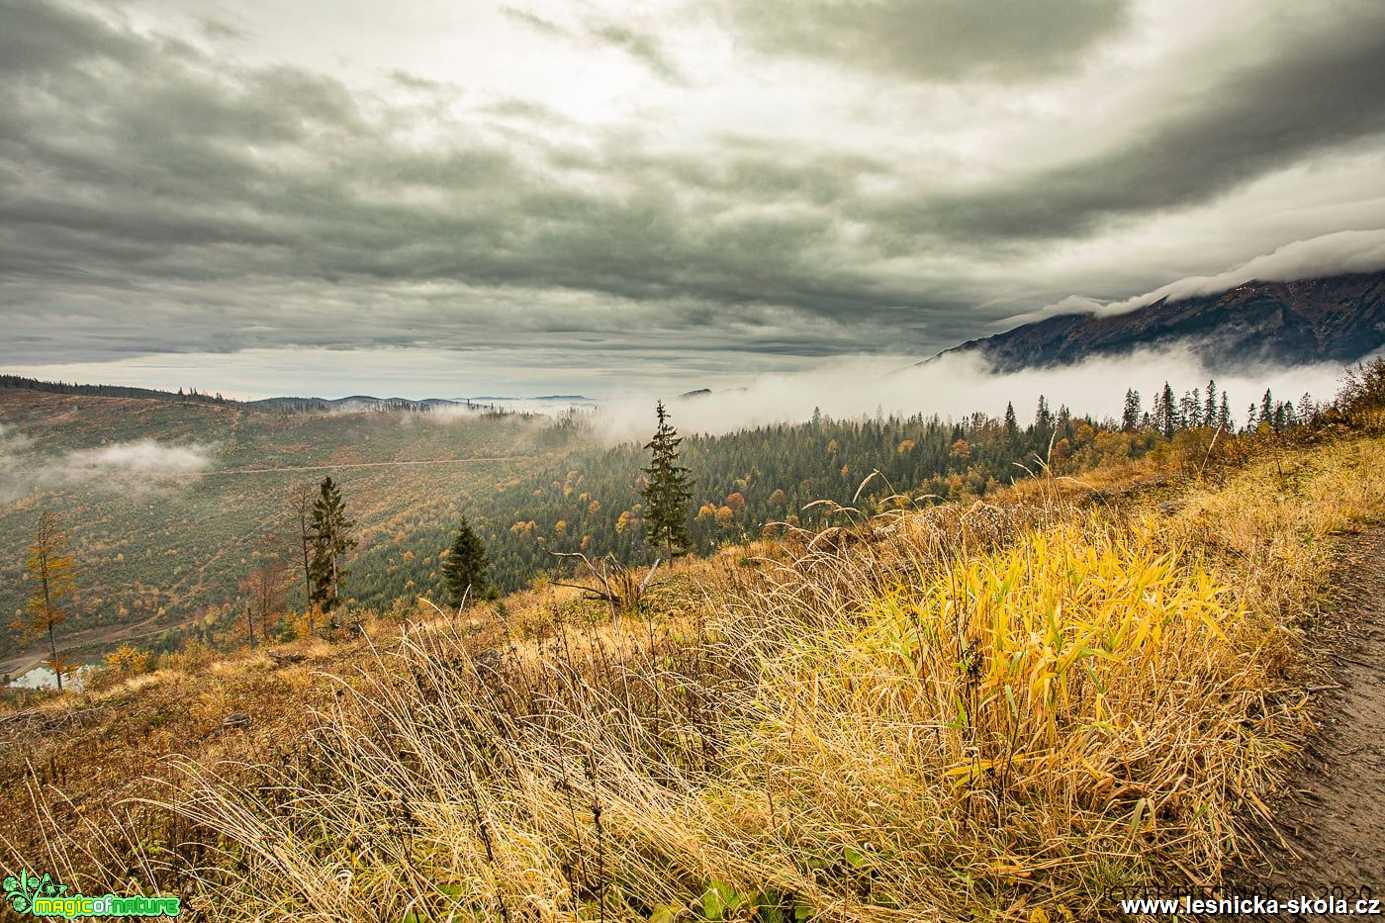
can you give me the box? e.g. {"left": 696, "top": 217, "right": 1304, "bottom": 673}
{"left": 10, "top": 431, "right": 1385, "bottom": 922}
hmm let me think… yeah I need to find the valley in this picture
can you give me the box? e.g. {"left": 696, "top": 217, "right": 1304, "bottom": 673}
{"left": 4, "top": 377, "right": 1147, "bottom": 671}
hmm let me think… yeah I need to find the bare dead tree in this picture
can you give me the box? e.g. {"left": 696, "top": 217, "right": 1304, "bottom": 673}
{"left": 293, "top": 483, "right": 317, "bottom": 634}
{"left": 550, "top": 552, "right": 660, "bottom": 627}
{"left": 241, "top": 533, "right": 290, "bottom": 647}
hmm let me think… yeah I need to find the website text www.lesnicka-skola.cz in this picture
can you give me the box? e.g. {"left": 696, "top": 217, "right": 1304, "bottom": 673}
{"left": 1115, "top": 887, "right": 1381, "bottom": 917}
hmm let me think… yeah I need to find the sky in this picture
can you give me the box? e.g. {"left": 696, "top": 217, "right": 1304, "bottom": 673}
{"left": 2, "top": 0, "right": 1384, "bottom": 399}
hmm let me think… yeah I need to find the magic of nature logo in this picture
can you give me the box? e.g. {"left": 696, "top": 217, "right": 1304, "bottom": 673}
{"left": 3, "top": 869, "right": 181, "bottom": 918}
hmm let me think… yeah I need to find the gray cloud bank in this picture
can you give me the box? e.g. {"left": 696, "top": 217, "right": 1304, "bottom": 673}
{"left": 2, "top": 0, "right": 1385, "bottom": 391}
{"left": 719, "top": 0, "right": 1132, "bottom": 84}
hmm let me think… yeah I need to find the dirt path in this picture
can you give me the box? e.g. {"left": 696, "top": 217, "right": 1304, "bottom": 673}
{"left": 0, "top": 611, "right": 166, "bottom": 680}
{"left": 1238, "top": 526, "right": 1385, "bottom": 918}
{"left": 201, "top": 455, "right": 532, "bottom": 476}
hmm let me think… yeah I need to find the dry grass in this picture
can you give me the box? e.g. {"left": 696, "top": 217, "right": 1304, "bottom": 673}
{"left": 46, "top": 433, "right": 1365, "bottom": 922}
{"left": 8, "top": 428, "right": 1385, "bottom": 922}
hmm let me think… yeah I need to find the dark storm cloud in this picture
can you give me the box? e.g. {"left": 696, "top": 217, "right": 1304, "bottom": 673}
{"left": 894, "top": 16, "right": 1385, "bottom": 238}
{"left": 585, "top": 20, "right": 686, "bottom": 84}
{"left": 500, "top": 5, "right": 567, "bottom": 38}
{"left": 199, "top": 17, "right": 248, "bottom": 43}
{"left": 0, "top": 0, "right": 147, "bottom": 72}
{"left": 720, "top": 0, "right": 1131, "bottom": 83}
{"left": 1, "top": 0, "right": 1384, "bottom": 374}
{"left": 0, "top": 0, "right": 948, "bottom": 360}
{"left": 505, "top": 5, "right": 685, "bottom": 83}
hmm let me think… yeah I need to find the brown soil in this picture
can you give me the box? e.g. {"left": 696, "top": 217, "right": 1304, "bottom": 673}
{"left": 1235, "top": 526, "right": 1385, "bottom": 920}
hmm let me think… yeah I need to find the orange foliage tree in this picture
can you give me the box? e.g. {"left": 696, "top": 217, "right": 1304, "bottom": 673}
{"left": 14, "top": 511, "right": 78, "bottom": 690}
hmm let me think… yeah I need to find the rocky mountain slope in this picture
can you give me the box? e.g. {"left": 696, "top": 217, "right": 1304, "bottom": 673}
{"left": 946, "top": 271, "right": 1385, "bottom": 371}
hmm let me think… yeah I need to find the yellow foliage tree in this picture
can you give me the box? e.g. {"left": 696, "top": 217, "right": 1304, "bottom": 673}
{"left": 15, "top": 511, "right": 77, "bottom": 691}
{"left": 104, "top": 643, "right": 152, "bottom": 676}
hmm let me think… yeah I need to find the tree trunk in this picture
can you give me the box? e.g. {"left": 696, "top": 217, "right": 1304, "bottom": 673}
{"left": 48, "top": 620, "right": 61, "bottom": 692}
{"left": 298, "top": 491, "right": 314, "bottom": 633}
{"left": 40, "top": 551, "right": 61, "bottom": 692}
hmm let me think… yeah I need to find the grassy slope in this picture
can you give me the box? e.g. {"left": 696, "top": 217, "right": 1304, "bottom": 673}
{"left": 3, "top": 430, "right": 1383, "bottom": 921}
{"left": 0, "top": 390, "right": 558, "bottom": 665}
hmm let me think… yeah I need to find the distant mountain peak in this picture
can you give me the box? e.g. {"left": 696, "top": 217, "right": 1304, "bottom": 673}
{"left": 942, "top": 271, "right": 1385, "bottom": 372}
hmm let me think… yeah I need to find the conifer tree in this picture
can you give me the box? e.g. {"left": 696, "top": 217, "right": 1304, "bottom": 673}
{"left": 1218, "top": 393, "right": 1232, "bottom": 431}
{"left": 442, "top": 516, "right": 491, "bottom": 608}
{"left": 1203, "top": 380, "right": 1218, "bottom": 426}
{"left": 1260, "top": 389, "right": 1274, "bottom": 427}
{"left": 641, "top": 401, "right": 692, "bottom": 557}
{"left": 309, "top": 476, "right": 356, "bottom": 614}
{"left": 1297, "top": 392, "right": 1315, "bottom": 423}
{"left": 1121, "top": 389, "right": 1141, "bottom": 431}
{"left": 1160, "top": 382, "right": 1177, "bottom": 438}
{"left": 1180, "top": 389, "right": 1199, "bottom": 429}
{"left": 14, "top": 511, "right": 76, "bottom": 691}
{"left": 1004, "top": 401, "right": 1019, "bottom": 440}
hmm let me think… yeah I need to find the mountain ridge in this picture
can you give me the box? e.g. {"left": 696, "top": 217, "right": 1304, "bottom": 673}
{"left": 942, "top": 271, "right": 1385, "bottom": 372}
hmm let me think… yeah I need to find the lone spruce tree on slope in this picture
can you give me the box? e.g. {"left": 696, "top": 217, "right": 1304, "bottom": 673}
{"left": 309, "top": 476, "right": 356, "bottom": 616}
{"left": 442, "top": 516, "right": 491, "bottom": 608}
{"left": 641, "top": 400, "right": 692, "bottom": 558}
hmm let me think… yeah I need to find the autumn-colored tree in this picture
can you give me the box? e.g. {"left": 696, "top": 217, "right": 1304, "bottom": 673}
{"left": 241, "top": 534, "right": 290, "bottom": 647}
{"left": 15, "top": 511, "right": 77, "bottom": 691}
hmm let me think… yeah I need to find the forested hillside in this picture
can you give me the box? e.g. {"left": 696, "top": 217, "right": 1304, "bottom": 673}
{"left": 2, "top": 378, "right": 1316, "bottom": 663}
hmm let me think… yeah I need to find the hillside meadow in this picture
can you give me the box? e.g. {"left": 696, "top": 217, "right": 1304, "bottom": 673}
{"left": 4, "top": 394, "right": 1384, "bottom": 920}
{"left": 4, "top": 382, "right": 1177, "bottom": 668}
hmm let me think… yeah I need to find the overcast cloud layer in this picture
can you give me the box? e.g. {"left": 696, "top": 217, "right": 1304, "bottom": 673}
{"left": 2, "top": 0, "right": 1384, "bottom": 398}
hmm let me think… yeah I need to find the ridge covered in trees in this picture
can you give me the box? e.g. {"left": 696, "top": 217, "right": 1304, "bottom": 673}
{"left": 0, "top": 371, "right": 1337, "bottom": 664}
{"left": 0, "top": 374, "right": 229, "bottom": 404}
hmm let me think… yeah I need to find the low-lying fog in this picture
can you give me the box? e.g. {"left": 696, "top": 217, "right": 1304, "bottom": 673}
{"left": 593, "top": 345, "right": 1368, "bottom": 442}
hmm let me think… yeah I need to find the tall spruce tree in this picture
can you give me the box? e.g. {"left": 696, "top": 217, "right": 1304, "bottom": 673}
{"left": 1160, "top": 382, "right": 1177, "bottom": 438}
{"left": 442, "top": 516, "right": 490, "bottom": 608}
{"left": 1121, "top": 389, "right": 1141, "bottom": 432}
{"left": 641, "top": 400, "right": 692, "bottom": 557}
{"left": 1297, "top": 392, "right": 1315, "bottom": 423}
{"left": 1203, "top": 380, "right": 1218, "bottom": 427}
{"left": 308, "top": 476, "right": 356, "bottom": 614}
{"left": 1218, "top": 393, "right": 1232, "bottom": 431}
{"left": 1180, "top": 389, "right": 1199, "bottom": 429}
